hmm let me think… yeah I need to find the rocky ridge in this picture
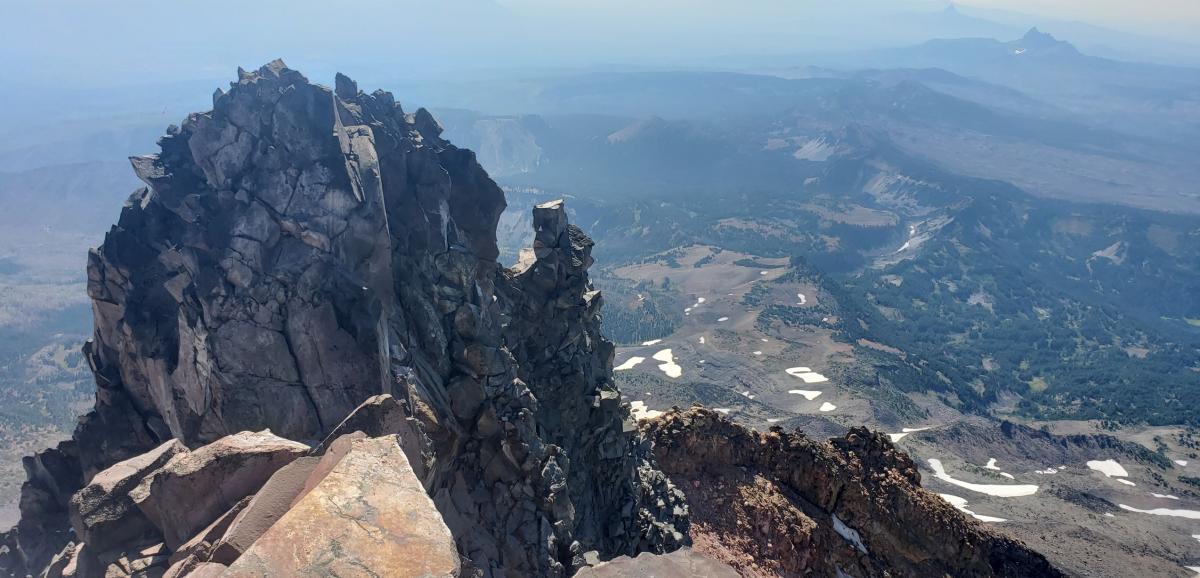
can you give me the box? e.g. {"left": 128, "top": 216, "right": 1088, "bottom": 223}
{"left": 643, "top": 408, "right": 1062, "bottom": 577}
{"left": 0, "top": 61, "right": 1059, "bottom": 578}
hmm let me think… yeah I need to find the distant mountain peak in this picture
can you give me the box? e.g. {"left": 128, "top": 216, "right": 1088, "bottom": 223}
{"left": 1021, "top": 27, "right": 1062, "bottom": 47}
{"left": 1013, "top": 27, "right": 1079, "bottom": 55}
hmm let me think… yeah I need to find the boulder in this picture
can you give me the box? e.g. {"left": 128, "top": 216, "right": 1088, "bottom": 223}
{"left": 574, "top": 549, "right": 739, "bottom": 578}
{"left": 311, "top": 394, "right": 427, "bottom": 479}
{"left": 221, "top": 435, "right": 458, "bottom": 577}
{"left": 130, "top": 431, "right": 308, "bottom": 549}
{"left": 69, "top": 440, "right": 186, "bottom": 553}
{"left": 207, "top": 457, "right": 318, "bottom": 564}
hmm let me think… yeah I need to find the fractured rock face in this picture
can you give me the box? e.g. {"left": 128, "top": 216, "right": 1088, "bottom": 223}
{"left": 2, "top": 61, "right": 687, "bottom": 578}
{"left": 222, "top": 435, "right": 459, "bottom": 577}
{"left": 129, "top": 430, "right": 308, "bottom": 550}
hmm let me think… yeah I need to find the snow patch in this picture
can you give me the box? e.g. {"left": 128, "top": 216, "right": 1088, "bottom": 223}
{"left": 927, "top": 459, "right": 1038, "bottom": 497}
{"left": 819, "top": 402, "right": 837, "bottom": 412}
{"left": 984, "top": 458, "right": 1000, "bottom": 471}
{"left": 717, "top": 317, "right": 729, "bottom": 322}
{"left": 1176, "top": 460, "right": 1189, "bottom": 467}
{"left": 832, "top": 514, "right": 868, "bottom": 554}
{"left": 641, "top": 339, "right": 662, "bottom": 346}
{"left": 789, "top": 390, "right": 822, "bottom": 400}
{"left": 785, "top": 367, "right": 828, "bottom": 383}
{"left": 1116, "top": 479, "right": 1137, "bottom": 487}
{"left": 1087, "top": 459, "right": 1129, "bottom": 478}
{"left": 939, "top": 493, "right": 1007, "bottom": 523}
{"left": 652, "top": 349, "right": 682, "bottom": 378}
{"left": 1150, "top": 493, "right": 1180, "bottom": 500}
{"left": 614, "top": 357, "right": 645, "bottom": 371}
{"left": 628, "top": 400, "right": 663, "bottom": 421}
{"left": 1117, "top": 504, "right": 1200, "bottom": 519}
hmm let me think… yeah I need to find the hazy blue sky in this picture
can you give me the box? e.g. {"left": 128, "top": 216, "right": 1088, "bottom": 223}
{"left": 959, "top": 0, "right": 1200, "bottom": 29}
{"left": 1, "top": 0, "right": 1196, "bottom": 95}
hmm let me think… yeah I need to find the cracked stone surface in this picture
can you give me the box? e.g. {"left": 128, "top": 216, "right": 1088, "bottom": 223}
{"left": 221, "top": 435, "right": 457, "bottom": 578}
{"left": 1, "top": 61, "right": 687, "bottom": 578}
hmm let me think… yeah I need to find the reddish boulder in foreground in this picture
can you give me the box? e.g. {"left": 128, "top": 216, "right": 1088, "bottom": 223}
{"left": 221, "top": 435, "right": 459, "bottom": 577}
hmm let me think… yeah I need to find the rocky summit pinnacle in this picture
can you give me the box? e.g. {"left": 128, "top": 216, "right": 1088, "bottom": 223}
{"left": 0, "top": 60, "right": 686, "bottom": 578}
{"left": 0, "top": 61, "right": 1060, "bottom": 578}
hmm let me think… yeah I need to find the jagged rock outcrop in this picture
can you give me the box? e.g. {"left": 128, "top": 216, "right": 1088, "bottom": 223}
{"left": 642, "top": 408, "right": 1062, "bottom": 578}
{"left": 0, "top": 61, "right": 685, "bottom": 578}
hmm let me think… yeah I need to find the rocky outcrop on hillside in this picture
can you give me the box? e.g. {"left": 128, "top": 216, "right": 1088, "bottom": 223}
{"left": 643, "top": 408, "right": 1062, "bottom": 578}
{"left": 0, "top": 60, "right": 685, "bottom": 578}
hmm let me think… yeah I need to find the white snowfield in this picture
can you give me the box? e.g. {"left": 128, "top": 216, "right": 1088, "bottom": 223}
{"left": 984, "top": 458, "right": 1000, "bottom": 471}
{"left": 927, "top": 459, "right": 1039, "bottom": 497}
{"left": 753, "top": 351, "right": 763, "bottom": 356}
{"left": 614, "top": 357, "right": 645, "bottom": 371}
{"left": 652, "top": 349, "right": 682, "bottom": 378}
{"left": 1150, "top": 493, "right": 1180, "bottom": 500}
{"left": 713, "top": 408, "right": 732, "bottom": 414}
{"left": 717, "top": 317, "right": 729, "bottom": 322}
{"left": 888, "top": 427, "right": 932, "bottom": 442}
{"left": 641, "top": 339, "right": 663, "bottom": 346}
{"left": 1087, "top": 459, "right": 1130, "bottom": 478}
{"left": 939, "top": 493, "right": 1007, "bottom": 523}
{"left": 797, "top": 293, "right": 807, "bottom": 305}
{"left": 819, "top": 402, "right": 837, "bottom": 412}
{"left": 1117, "top": 504, "right": 1200, "bottom": 520}
{"left": 785, "top": 367, "right": 829, "bottom": 383}
{"left": 1176, "top": 460, "right": 1189, "bottom": 467}
{"left": 1117, "top": 479, "right": 1137, "bottom": 487}
{"left": 628, "top": 400, "right": 663, "bottom": 421}
{"left": 789, "top": 390, "right": 822, "bottom": 400}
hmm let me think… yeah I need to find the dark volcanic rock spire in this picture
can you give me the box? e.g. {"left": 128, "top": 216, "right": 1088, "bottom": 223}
{"left": 0, "top": 60, "right": 686, "bottom": 577}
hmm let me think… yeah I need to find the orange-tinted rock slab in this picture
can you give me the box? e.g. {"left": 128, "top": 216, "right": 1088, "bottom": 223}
{"left": 221, "top": 435, "right": 458, "bottom": 577}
